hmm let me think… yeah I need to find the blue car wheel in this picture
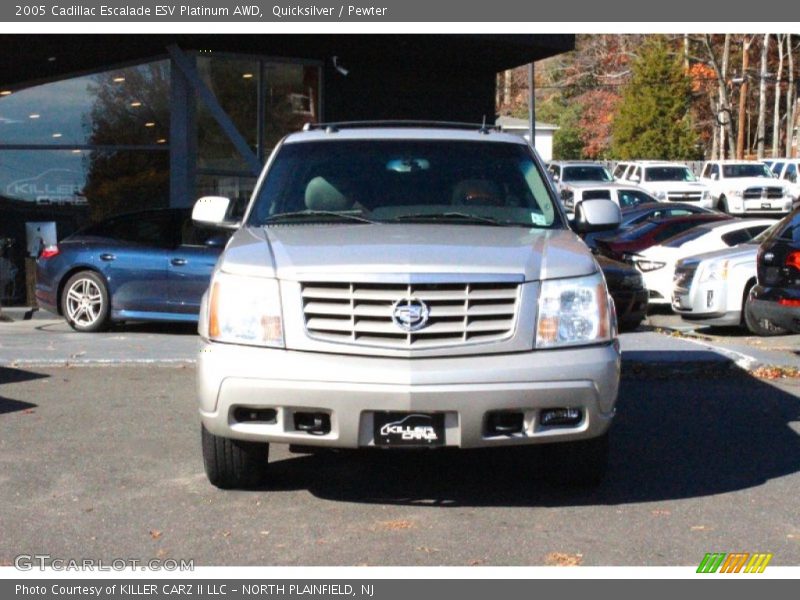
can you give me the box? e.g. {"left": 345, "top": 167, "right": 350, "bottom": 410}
{"left": 62, "top": 271, "right": 110, "bottom": 332}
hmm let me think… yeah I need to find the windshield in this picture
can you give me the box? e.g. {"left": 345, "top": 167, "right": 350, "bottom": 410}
{"left": 722, "top": 163, "right": 773, "bottom": 178}
{"left": 616, "top": 221, "right": 661, "bottom": 241}
{"left": 248, "top": 140, "right": 560, "bottom": 228}
{"left": 645, "top": 166, "right": 696, "bottom": 182}
{"left": 561, "top": 165, "right": 613, "bottom": 182}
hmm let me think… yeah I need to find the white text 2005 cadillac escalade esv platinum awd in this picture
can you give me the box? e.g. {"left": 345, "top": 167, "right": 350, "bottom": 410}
{"left": 192, "top": 123, "right": 622, "bottom": 489}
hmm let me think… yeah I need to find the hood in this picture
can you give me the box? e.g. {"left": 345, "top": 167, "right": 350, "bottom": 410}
{"left": 643, "top": 181, "right": 707, "bottom": 191}
{"left": 221, "top": 224, "right": 598, "bottom": 282}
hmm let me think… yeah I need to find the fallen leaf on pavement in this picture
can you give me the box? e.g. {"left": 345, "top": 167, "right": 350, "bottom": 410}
{"left": 545, "top": 552, "right": 583, "bottom": 566}
{"left": 149, "top": 530, "right": 163, "bottom": 540}
{"left": 375, "top": 520, "right": 414, "bottom": 531}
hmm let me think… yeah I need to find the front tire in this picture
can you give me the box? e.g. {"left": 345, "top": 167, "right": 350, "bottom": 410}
{"left": 542, "top": 432, "right": 609, "bottom": 487}
{"left": 201, "top": 426, "right": 270, "bottom": 489}
{"left": 61, "top": 270, "right": 110, "bottom": 332}
{"left": 717, "top": 195, "right": 730, "bottom": 214}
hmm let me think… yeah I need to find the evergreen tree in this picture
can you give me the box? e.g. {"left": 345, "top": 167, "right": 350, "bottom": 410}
{"left": 611, "top": 39, "right": 701, "bottom": 160}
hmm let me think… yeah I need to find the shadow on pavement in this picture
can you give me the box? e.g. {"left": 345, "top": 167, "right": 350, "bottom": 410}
{"left": 260, "top": 353, "right": 800, "bottom": 507}
{"left": 0, "top": 366, "right": 46, "bottom": 415}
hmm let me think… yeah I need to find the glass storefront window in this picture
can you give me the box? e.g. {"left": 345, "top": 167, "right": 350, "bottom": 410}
{"left": 264, "top": 63, "right": 319, "bottom": 150}
{"left": 0, "top": 61, "right": 170, "bottom": 147}
{"left": 197, "top": 56, "right": 259, "bottom": 171}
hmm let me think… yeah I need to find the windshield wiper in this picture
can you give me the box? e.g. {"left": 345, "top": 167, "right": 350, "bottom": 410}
{"left": 263, "top": 210, "right": 376, "bottom": 224}
{"left": 381, "top": 212, "right": 527, "bottom": 227}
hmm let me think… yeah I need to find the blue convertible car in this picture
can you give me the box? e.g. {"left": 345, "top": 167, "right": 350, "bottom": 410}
{"left": 36, "top": 208, "right": 229, "bottom": 332}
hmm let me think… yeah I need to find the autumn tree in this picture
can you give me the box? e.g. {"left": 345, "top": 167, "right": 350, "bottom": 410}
{"left": 611, "top": 38, "right": 701, "bottom": 160}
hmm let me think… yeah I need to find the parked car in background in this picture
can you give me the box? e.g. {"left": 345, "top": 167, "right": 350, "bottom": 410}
{"left": 594, "top": 213, "right": 731, "bottom": 261}
{"left": 547, "top": 161, "right": 613, "bottom": 188}
{"left": 560, "top": 182, "right": 658, "bottom": 216}
{"left": 582, "top": 202, "right": 715, "bottom": 250}
{"left": 632, "top": 218, "right": 776, "bottom": 305}
{"left": 672, "top": 222, "right": 784, "bottom": 334}
{"left": 699, "top": 160, "right": 793, "bottom": 215}
{"left": 612, "top": 161, "right": 635, "bottom": 181}
{"left": 618, "top": 161, "right": 713, "bottom": 209}
{"left": 770, "top": 159, "right": 800, "bottom": 203}
{"left": 596, "top": 254, "right": 648, "bottom": 331}
{"left": 35, "top": 208, "right": 230, "bottom": 332}
{"left": 748, "top": 207, "right": 800, "bottom": 333}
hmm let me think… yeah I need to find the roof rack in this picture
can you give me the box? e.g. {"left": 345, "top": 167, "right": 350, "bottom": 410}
{"left": 301, "top": 120, "right": 501, "bottom": 134}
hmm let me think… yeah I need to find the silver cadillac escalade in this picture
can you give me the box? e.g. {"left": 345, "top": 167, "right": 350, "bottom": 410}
{"left": 192, "top": 123, "right": 622, "bottom": 489}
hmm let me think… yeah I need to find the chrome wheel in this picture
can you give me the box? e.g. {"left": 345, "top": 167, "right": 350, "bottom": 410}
{"left": 65, "top": 278, "right": 103, "bottom": 327}
{"left": 61, "top": 271, "right": 110, "bottom": 332}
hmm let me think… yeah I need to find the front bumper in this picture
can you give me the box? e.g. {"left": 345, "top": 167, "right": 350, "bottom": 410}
{"left": 673, "top": 280, "right": 742, "bottom": 326}
{"left": 197, "top": 342, "right": 620, "bottom": 449}
{"left": 727, "top": 197, "right": 793, "bottom": 215}
{"left": 749, "top": 284, "right": 800, "bottom": 332}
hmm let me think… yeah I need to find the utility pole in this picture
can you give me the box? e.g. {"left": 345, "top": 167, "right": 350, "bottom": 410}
{"left": 737, "top": 37, "right": 751, "bottom": 159}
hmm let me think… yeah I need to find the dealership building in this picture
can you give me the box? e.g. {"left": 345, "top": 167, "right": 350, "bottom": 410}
{"left": 0, "top": 34, "right": 573, "bottom": 305}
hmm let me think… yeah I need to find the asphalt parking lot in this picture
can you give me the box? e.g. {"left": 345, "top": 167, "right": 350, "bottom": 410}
{"left": 1, "top": 311, "right": 799, "bottom": 566}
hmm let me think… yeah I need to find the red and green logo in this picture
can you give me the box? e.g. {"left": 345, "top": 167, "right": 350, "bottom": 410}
{"left": 697, "top": 553, "right": 773, "bottom": 573}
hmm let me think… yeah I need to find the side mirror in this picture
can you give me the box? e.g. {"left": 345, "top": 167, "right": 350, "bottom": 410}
{"left": 711, "top": 172, "right": 719, "bottom": 181}
{"left": 630, "top": 175, "right": 640, "bottom": 183}
{"left": 572, "top": 199, "right": 621, "bottom": 234}
{"left": 192, "top": 196, "right": 239, "bottom": 230}
{"left": 551, "top": 173, "right": 560, "bottom": 182}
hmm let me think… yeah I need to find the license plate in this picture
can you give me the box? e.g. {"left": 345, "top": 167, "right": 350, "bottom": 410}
{"left": 373, "top": 412, "right": 445, "bottom": 447}
{"left": 762, "top": 202, "right": 771, "bottom": 209}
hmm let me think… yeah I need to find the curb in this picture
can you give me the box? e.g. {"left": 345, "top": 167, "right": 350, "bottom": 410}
{"left": 0, "top": 307, "right": 53, "bottom": 322}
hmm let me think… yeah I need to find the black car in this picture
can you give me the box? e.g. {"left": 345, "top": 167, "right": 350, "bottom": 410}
{"left": 596, "top": 254, "right": 648, "bottom": 332}
{"left": 748, "top": 208, "right": 800, "bottom": 334}
{"left": 583, "top": 202, "right": 714, "bottom": 250}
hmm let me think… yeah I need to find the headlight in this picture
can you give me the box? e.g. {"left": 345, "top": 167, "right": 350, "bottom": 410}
{"left": 207, "top": 272, "right": 284, "bottom": 347}
{"left": 729, "top": 189, "right": 743, "bottom": 198}
{"left": 698, "top": 260, "right": 729, "bottom": 283}
{"left": 654, "top": 191, "right": 667, "bottom": 200}
{"left": 635, "top": 260, "right": 666, "bottom": 272}
{"left": 701, "top": 190, "right": 711, "bottom": 200}
{"left": 536, "top": 272, "right": 613, "bottom": 348}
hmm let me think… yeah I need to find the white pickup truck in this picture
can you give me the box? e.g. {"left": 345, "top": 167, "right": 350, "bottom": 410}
{"left": 699, "top": 160, "right": 793, "bottom": 215}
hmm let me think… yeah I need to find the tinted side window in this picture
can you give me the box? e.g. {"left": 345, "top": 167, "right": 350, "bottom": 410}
{"left": 613, "top": 164, "right": 627, "bottom": 179}
{"left": 92, "top": 212, "right": 176, "bottom": 247}
{"left": 618, "top": 189, "right": 657, "bottom": 208}
{"left": 772, "top": 161, "right": 785, "bottom": 176}
{"left": 785, "top": 163, "right": 797, "bottom": 182}
{"left": 721, "top": 229, "right": 752, "bottom": 246}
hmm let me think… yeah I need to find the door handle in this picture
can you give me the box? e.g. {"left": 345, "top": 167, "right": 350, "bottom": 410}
{"left": 171, "top": 258, "right": 187, "bottom": 267}
{"left": 99, "top": 253, "right": 116, "bottom": 262}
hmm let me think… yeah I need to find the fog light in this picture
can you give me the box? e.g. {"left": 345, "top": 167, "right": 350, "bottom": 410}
{"left": 540, "top": 408, "right": 583, "bottom": 427}
{"left": 706, "top": 290, "right": 714, "bottom": 308}
{"left": 232, "top": 407, "right": 277, "bottom": 424}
